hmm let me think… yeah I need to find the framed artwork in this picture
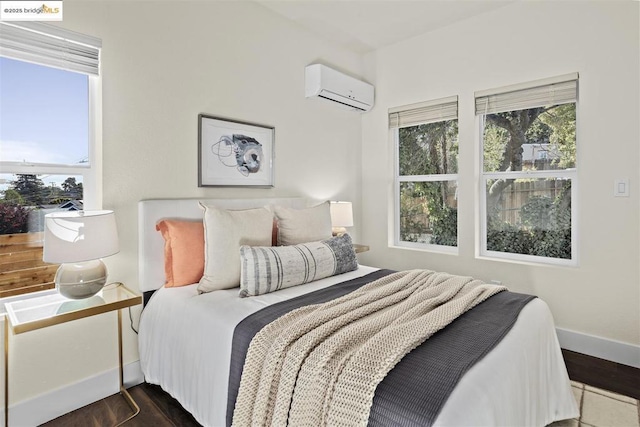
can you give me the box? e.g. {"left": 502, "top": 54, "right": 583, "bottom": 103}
{"left": 198, "top": 114, "right": 275, "bottom": 187}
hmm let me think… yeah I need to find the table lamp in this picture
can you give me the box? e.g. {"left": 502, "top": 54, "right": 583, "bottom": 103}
{"left": 330, "top": 201, "right": 354, "bottom": 236}
{"left": 43, "top": 210, "right": 119, "bottom": 299}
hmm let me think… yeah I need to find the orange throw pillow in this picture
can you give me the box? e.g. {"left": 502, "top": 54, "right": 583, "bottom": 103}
{"left": 156, "top": 219, "right": 205, "bottom": 287}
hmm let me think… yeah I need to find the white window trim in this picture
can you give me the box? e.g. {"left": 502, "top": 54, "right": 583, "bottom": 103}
{"left": 0, "top": 26, "right": 103, "bottom": 301}
{"left": 87, "top": 72, "right": 103, "bottom": 210}
{"left": 0, "top": 63, "right": 102, "bottom": 210}
{"left": 478, "top": 175, "right": 578, "bottom": 267}
{"left": 0, "top": 22, "right": 102, "bottom": 210}
{"left": 392, "top": 128, "right": 459, "bottom": 254}
{"left": 477, "top": 108, "right": 578, "bottom": 267}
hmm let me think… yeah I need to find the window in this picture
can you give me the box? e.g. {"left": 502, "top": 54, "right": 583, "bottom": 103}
{"left": 476, "top": 73, "right": 578, "bottom": 264}
{"left": 391, "top": 96, "right": 459, "bottom": 251}
{"left": 0, "top": 23, "right": 101, "bottom": 297}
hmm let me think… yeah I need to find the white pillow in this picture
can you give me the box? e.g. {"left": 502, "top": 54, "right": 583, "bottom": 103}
{"left": 239, "top": 233, "right": 358, "bottom": 297}
{"left": 197, "top": 204, "right": 273, "bottom": 293}
{"left": 273, "top": 201, "right": 332, "bottom": 246}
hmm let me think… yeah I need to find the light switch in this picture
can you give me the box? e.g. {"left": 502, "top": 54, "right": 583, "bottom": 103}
{"left": 614, "top": 179, "right": 630, "bottom": 197}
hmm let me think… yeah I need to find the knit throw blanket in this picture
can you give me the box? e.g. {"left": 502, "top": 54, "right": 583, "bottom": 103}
{"left": 232, "top": 269, "right": 507, "bottom": 427}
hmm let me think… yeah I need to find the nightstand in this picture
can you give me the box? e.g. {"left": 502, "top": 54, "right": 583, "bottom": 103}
{"left": 4, "top": 283, "right": 142, "bottom": 427}
{"left": 353, "top": 244, "right": 370, "bottom": 253}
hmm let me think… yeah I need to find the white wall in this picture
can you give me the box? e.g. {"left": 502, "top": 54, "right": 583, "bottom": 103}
{"left": 7, "top": 0, "right": 363, "bottom": 409}
{"left": 360, "top": 1, "right": 640, "bottom": 349}
{"left": 7, "top": 0, "right": 639, "bottom": 419}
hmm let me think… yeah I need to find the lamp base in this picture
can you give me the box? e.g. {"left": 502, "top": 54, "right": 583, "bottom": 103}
{"left": 55, "top": 260, "right": 108, "bottom": 300}
{"left": 332, "top": 227, "right": 347, "bottom": 236}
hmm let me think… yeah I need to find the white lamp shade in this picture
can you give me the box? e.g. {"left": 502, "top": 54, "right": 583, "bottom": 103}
{"left": 43, "top": 210, "right": 119, "bottom": 263}
{"left": 330, "top": 201, "right": 354, "bottom": 227}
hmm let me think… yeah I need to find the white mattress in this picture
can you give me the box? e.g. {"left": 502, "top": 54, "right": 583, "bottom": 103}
{"left": 139, "top": 266, "right": 578, "bottom": 427}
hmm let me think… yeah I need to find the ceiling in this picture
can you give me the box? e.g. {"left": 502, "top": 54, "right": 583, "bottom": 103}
{"left": 255, "top": 0, "right": 514, "bottom": 54}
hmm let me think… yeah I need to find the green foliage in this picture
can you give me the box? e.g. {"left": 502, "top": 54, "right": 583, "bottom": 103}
{"left": 4, "top": 174, "right": 83, "bottom": 207}
{"left": 482, "top": 104, "right": 576, "bottom": 174}
{"left": 399, "top": 184, "right": 428, "bottom": 242}
{"left": 487, "top": 225, "right": 570, "bottom": 259}
{"left": 482, "top": 125, "right": 508, "bottom": 172}
{"left": 399, "top": 181, "right": 457, "bottom": 246}
{"left": 486, "top": 181, "right": 572, "bottom": 259}
{"left": 486, "top": 222, "right": 533, "bottom": 256}
{"left": 478, "top": 103, "right": 575, "bottom": 259}
{"left": 399, "top": 102, "right": 575, "bottom": 257}
{"left": 399, "top": 120, "right": 458, "bottom": 176}
{"left": 61, "top": 177, "right": 83, "bottom": 200}
{"left": 524, "top": 118, "right": 552, "bottom": 145}
{"left": 538, "top": 104, "right": 576, "bottom": 169}
{"left": 398, "top": 120, "right": 459, "bottom": 246}
{"left": 12, "top": 174, "right": 46, "bottom": 205}
{"left": 520, "top": 196, "right": 553, "bottom": 228}
{"left": 1, "top": 189, "right": 25, "bottom": 205}
{"left": 430, "top": 206, "right": 457, "bottom": 246}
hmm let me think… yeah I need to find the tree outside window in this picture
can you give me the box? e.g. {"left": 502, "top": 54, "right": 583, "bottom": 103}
{"left": 481, "top": 103, "right": 576, "bottom": 261}
{"left": 0, "top": 174, "right": 84, "bottom": 235}
{"left": 0, "top": 29, "right": 99, "bottom": 296}
{"left": 0, "top": 55, "right": 90, "bottom": 236}
{"left": 396, "top": 118, "right": 459, "bottom": 248}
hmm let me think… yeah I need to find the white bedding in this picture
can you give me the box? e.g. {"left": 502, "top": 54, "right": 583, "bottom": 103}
{"left": 139, "top": 266, "right": 578, "bottom": 427}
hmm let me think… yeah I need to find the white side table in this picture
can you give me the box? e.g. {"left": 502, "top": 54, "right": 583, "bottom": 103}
{"left": 4, "top": 283, "right": 142, "bottom": 427}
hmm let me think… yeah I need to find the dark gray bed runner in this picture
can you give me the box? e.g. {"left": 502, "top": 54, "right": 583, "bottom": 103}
{"left": 226, "top": 269, "right": 535, "bottom": 426}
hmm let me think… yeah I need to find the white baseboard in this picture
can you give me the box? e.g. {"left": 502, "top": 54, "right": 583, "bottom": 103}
{"left": 2, "top": 330, "right": 637, "bottom": 426}
{"left": 556, "top": 327, "right": 640, "bottom": 369}
{"left": 3, "top": 361, "right": 143, "bottom": 426}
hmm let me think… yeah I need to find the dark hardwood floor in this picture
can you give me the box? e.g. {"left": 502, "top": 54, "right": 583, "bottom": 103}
{"left": 561, "top": 349, "right": 640, "bottom": 400}
{"left": 41, "top": 350, "right": 639, "bottom": 427}
{"left": 42, "top": 383, "right": 202, "bottom": 427}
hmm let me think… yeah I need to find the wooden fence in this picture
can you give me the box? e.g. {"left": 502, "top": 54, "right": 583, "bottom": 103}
{"left": 496, "top": 180, "right": 565, "bottom": 224}
{"left": 0, "top": 232, "right": 56, "bottom": 298}
{"left": 400, "top": 179, "right": 565, "bottom": 238}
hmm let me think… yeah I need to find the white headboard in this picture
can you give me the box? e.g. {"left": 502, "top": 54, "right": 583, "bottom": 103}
{"left": 138, "top": 197, "right": 309, "bottom": 293}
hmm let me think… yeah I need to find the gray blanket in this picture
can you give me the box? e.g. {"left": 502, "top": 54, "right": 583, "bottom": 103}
{"left": 227, "top": 269, "right": 535, "bottom": 426}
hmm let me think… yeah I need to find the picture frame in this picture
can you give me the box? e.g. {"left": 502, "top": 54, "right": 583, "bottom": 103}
{"left": 198, "top": 114, "right": 275, "bottom": 187}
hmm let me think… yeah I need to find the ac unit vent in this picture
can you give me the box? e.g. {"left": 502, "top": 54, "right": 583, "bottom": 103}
{"left": 305, "top": 64, "right": 374, "bottom": 112}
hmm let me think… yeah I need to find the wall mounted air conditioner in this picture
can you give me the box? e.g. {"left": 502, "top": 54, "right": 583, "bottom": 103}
{"left": 305, "top": 64, "right": 374, "bottom": 112}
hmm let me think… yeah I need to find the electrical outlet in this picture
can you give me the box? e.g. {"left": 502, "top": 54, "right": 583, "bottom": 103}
{"left": 614, "top": 179, "right": 630, "bottom": 197}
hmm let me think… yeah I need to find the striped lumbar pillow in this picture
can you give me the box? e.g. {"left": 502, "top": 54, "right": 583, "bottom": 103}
{"left": 239, "top": 233, "right": 358, "bottom": 297}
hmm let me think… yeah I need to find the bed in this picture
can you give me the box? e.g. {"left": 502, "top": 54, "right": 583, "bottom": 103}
{"left": 138, "top": 197, "right": 578, "bottom": 427}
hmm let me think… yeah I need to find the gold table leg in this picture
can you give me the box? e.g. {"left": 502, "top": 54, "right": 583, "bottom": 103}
{"left": 4, "top": 318, "right": 8, "bottom": 427}
{"left": 2, "top": 310, "right": 139, "bottom": 427}
{"left": 115, "top": 310, "right": 139, "bottom": 426}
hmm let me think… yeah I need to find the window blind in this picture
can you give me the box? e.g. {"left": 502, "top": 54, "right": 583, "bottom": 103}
{"left": 389, "top": 96, "right": 458, "bottom": 129}
{"left": 475, "top": 73, "right": 578, "bottom": 116}
{"left": 0, "top": 22, "right": 101, "bottom": 75}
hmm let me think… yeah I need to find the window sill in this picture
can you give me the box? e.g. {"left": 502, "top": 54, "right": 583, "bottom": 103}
{"left": 477, "top": 251, "right": 578, "bottom": 268}
{"left": 389, "top": 242, "right": 458, "bottom": 256}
